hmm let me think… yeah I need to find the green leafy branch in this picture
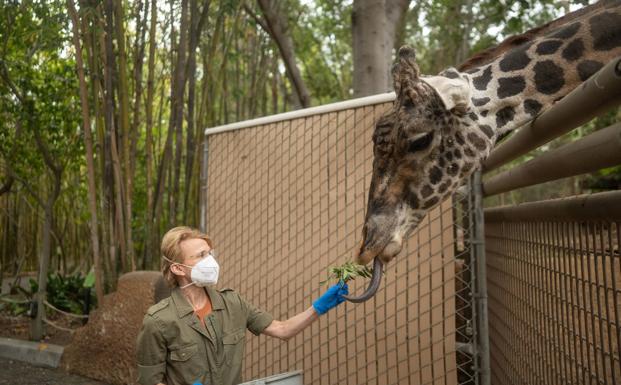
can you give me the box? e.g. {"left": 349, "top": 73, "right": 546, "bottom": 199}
{"left": 320, "top": 261, "right": 376, "bottom": 286}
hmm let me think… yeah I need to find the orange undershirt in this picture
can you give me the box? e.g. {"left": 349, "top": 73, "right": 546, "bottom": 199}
{"left": 194, "top": 296, "right": 212, "bottom": 326}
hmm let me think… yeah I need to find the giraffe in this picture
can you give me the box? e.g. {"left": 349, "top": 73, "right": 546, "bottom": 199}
{"left": 345, "top": 0, "right": 621, "bottom": 302}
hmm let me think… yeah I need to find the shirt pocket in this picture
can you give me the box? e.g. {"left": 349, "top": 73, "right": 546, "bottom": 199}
{"left": 222, "top": 328, "right": 246, "bottom": 368}
{"left": 168, "top": 343, "right": 204, "bottom": 383}
{"left": 169, "top": 343, "right": 198, "bottom": 362}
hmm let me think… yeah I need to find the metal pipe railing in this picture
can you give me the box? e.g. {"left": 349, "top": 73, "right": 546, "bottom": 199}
{"left": 484, "top": 190, "right": 621, "bottom": 222}
{"left": 470, "top": 170, "right": 491, "bottom": 385}
{"left": 482, "top": 122, "right": 621, "bottom": 196}
{"left": 483, "top": 56, "right": 621, "bottom": 172}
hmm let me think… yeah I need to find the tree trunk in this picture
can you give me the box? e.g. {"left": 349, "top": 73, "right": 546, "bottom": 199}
{"left": 353, "top": 0, "right": 388, "bottom": 97}
{"left": 67, "top": 0, "right": 104, "bottom": 302}
{"left": 353, "top": 0, "right": 410, "bottom": 97}
{"left": 104, "top": 0, "right": 127, "bottom": 275}
{"left": 386, "top": 0, "right": 411, "bottom": 53}
{"left": 88, "top": 2, "right": 114, "bottom": 291}
{"left": 113, "top": 0, "right": 135, "bottom": 271}
{"left": 144, "top": 0, "right": 157, "bottom": 269}
{"left": 170, "top": 0, "right": 189, "bottom": 224}
{"left": 182, "top": 0, "right": 210, "bottom": 223}
{"left": 152, "top": 0, "right": 177, "bottom": 232}
{"left": 31, "top": 113, "right": 63, "bottom": 341}
{"left": 254, "top": 0, "right": 310, "bottom": 108}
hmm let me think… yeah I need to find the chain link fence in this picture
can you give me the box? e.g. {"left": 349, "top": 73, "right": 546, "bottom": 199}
{"left": 202, "top": 96, "right": 480, "bottom": 385}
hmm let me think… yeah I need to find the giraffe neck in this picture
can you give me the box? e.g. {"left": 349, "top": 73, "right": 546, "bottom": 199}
{"left": 466, "top": 3, "right": 621, "bottom": 139}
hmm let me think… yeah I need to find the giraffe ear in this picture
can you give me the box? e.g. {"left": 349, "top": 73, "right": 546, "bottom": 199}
{"left": 421, "top": 71, "right": 472, "bottom": 114}
{"left": 392, "top": 46, "right": 421, "bottom": 97}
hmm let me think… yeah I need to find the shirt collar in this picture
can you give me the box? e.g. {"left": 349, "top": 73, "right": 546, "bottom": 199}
{"left": 171, "top": 286, "right": 225, "bottom": 317}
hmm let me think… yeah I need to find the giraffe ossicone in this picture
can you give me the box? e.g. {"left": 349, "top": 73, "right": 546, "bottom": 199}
{"left": 348, "top": 0, "right": 621, "bottom": 303}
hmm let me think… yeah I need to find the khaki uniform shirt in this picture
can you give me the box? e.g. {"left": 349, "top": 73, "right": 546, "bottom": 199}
{"left": 136, "top": 286, "right": 273, "bottom": 385}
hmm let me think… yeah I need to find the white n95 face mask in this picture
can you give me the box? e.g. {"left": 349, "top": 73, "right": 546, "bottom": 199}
{"left": 163, "top": 250, "right": 220, "bottom": 288}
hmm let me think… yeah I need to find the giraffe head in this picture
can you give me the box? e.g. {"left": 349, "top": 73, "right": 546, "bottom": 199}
{"left": 357, "top": 46, "right": 489, "bottom": 267}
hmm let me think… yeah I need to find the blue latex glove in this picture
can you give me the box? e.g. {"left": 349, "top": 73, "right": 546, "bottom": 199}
{"left": 312, "top": 282, "right": 349, "bottom": 315}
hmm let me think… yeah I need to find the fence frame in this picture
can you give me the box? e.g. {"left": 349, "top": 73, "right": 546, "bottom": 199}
{"left": 202, "top": 92, "right": 483, "bottom": 384}
{"left": 477, "top": 55, "right": 621, "bottom": 384}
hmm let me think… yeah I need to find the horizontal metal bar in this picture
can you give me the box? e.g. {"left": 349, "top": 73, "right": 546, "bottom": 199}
{"left": 483, "top": 122, "right": 621, "bottom": 196}
{"left": 203, "top": 92, "right": 395, "bottom": 136}
{"left": 484, "top": 190, "right": 621, "bottom": 222}
{"left": 483, "top": 56, "right": 621, "bottom": 172}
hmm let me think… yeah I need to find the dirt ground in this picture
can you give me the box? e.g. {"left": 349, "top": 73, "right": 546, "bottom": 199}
{"left": 0, "top": 314, "right": 109, "bottom": 385}
{"left": 0, "top": 313, "right": 76, "bottom": 346}
{"left": 0, "top": 356, "right": 109, "bottom": 385}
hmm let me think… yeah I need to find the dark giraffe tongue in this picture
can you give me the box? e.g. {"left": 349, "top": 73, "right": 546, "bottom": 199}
{"left": 343, "top": 257, "right": 384, "bottom": 303}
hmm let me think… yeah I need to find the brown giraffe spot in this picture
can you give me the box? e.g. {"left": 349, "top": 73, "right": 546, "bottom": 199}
{"left": 462, "top": 162, "right": 474, "bottom": 173}
{"left": 473, "top": 66, "right": 493, "bottom": 90}
{"left": 562, "top": 38, "right": 585, "bottom": 61}
{"left": 467, "top": 133, "right": 488, "bottom": 151}
{"left": 478, "top": 124, "right": 494, "bottom": 139}
{"left": 468, "top": 112, "right": 479, "bottom": 121}
{"left": 499, "top": 44, "right": 532, "bottom": 72}
{"left": 455, "top": 132, "right": 465, "bottom": 145}
{"left": 423, "top": 197, "right": 439, "bottom": 209}
{"left": 445, "top": 151, "right": 453, "bottom": 161}
{"left": 497, "top": 76, "right": 526, "bottom": 98}
{"left": 481, "top": 110, "right": 489, "bottom": 117}
{"left": 536, "top": 40, "right": 563, "bottom": 55}
{"left": 549, "top": 22, "right": 581, "bottom": 40}
{"left": 452, "top": 148, "right": 462, "bottom": 159}
{"left": 590, "top": 12, "right": 621, "bottom": 51}
{"left": 429, "top": 167, "right": 443, "bottom": 185}
{"left": 472, "top": 97, "right": 490, "bottom": 106}
{"left": 447, "top": 163, "right": 459, "bottom": 176}
{"left": 577, "top": 60, "right": 604, "bottom": 81}
{"left": 442, "top": 69, "right": 460, "bottom": 79}
{"left": 438, "top": 182, "right": 450, "bottom": 193}
{"left": 421, "top": 184, "right": 433, "bottom": 198}
{"left": 464, "top": 147, "right": 475, "bottom": 158}
{"left": 534, "top": 60, "right": 565, "bottom": 94}
{"left": 524, "top": 99, "right": 543, "bottom": 116}
{"left": 496, "top": 106, "right": 515, "bottom": 128}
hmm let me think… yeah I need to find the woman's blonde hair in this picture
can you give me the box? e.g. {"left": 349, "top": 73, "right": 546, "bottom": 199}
{"left": 161, "top": 226, "right": 213, "bottom": 288}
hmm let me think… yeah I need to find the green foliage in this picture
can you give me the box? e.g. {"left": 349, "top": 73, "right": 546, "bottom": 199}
{"left": 83, "top": 269, "right": 96, "bottom": 289}
{"left": 0, "top": 0, "right": 82, "bottom": 182}
{"left": 0, "top": 278, "right": 37, "bottom": 316}
{"left": 320, "top": 261, "right": 376, "bottom": 286}
{"left": 294, "top": 0, "right": 353, "bottom": 102}
{"left": 0, "top": 272, "right": 96, "bottom": 317}
{"left": 46, "top": 272, "right": 96, "bottom": 315}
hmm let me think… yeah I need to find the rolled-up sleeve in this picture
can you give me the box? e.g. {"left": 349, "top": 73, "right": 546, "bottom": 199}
{"left": 136, "top": 314, "right": 167, "bottom": 385}
{"left": 239, "top": 295, "right": 274, "bottom": 336}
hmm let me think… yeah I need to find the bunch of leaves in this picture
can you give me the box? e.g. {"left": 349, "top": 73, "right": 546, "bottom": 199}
{"left": 320, "top": 261, "right": 375, "bottom": 286}
{"left": 0, "top": 279, "right": 37, "bottom": 316}
{"left": 1, "top": 271, "right": 97, "bottom": 317}
{"left": 46, "top": 271, "right": 97, "bottom": 315}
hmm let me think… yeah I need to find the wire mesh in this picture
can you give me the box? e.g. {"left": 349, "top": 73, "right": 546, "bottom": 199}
{"left": 203, "top": 102, "right": 478, "bottom": 384}
{"left": 485, "top": 218, "right": 621, "bottom": 384}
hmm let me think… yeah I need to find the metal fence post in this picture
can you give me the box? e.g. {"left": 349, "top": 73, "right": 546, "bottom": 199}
{"left": 200, "top": 138, "right": 209, "bottom": 233}
{"left": 470, "top": 169, "right": 490, "bottom": 385}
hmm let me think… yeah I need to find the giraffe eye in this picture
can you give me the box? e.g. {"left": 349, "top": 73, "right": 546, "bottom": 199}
{"left": 408, "top": 132, "right": 434, "bottom": 153}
